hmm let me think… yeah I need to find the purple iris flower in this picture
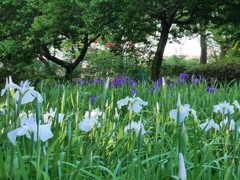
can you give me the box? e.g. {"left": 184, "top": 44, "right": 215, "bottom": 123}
{"left": 96, "top": 78, "right": 104, "bottom": 84}
{"left": 89, "top": 79, "right": 94, "bottom": 84}
{"left": 78, "top": 79, "right": 85, "bottom": 85}
{"left": 191, "top": 77, "right": 200, "bottom": 84}
{"left": 180, "top": 72, "right": 189, "bottom": 79}
{"left": 149, "top": 87, "right": 155, "bottom": 93}
{"left": 154, "top": 78, "right": 162, "bottom": 87}
{"left": 89, "top": 96, "right": 97, "bottom": 103}
{"left": 114, "top": 78, "right": 123, "bottom": 85}
{"left": 130, "top": 79, "right": 136, "bottom": 85}
{"left": 131, "top": 88, "right": 138, "bottom": 96}
{"left": 206, "top": 86, "right": 215, "bottom": 93}
{"left": 125, "top": 77, "right": 131, "bottom": 84}
{"left": 170, "top": 82, "right": 175, "bottom": 87}
{"left": 110, "top": 83, "right": 115, "bottom": 88}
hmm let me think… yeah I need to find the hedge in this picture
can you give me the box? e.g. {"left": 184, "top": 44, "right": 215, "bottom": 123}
{"left": 186, "top": 60, "right": 240, "bottom": 83}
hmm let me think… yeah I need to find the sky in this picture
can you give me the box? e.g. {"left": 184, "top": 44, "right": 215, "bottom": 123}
{"left": 164, "top": 36, "right": 201, "bottom": 58}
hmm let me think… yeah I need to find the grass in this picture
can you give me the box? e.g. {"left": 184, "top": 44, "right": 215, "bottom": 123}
{"left": 0, "top": 77, "right": 239, "bottom": 179}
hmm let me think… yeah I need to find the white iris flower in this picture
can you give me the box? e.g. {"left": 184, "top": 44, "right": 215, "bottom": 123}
{"left": 7, "top": 116, "right": 53, "bottom": 145}
{"left": 124, "top": 121, "right": 146, "bottom": 135}
{"left": 233, "top": 100, "right": 240, "bottom": 110}
{"left": 43, "top": 108, "right": 65, "bottom": 123}
{"left": 79, "top": 108, "right": 102, "bottom": 132}
{"left": 179, "top": 153, "right": 187, "bottom": 180}
{"left": 170, "top": 93, "right": 197, "bottom": 123}
{"left": 117, "top": 96, "right": 148, "bottom": 113}
{"left": 1, "top": 76, "right": 43, "bottom": 104}
{"left": 220, "top": 118, "right": 235, "bottom": 131}
{"left": 199, "top": 119, "right": 220, "bottom": 131}
{"left": 213, "top": 101, "right": 234, "bottom": 114}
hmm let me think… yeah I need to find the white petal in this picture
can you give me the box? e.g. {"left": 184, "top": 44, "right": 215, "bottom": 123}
{"left": 179, "top": 153, "right": 187, "bottom": 180}
{"left": 135, "top": 121, "right": 146, "bottom": 135}
{"left": 170, "top": 109, "right": 177, "bottom": 120}
{"left": 104, "top": 77, "right": 110, "bottom": 89}
{"left": 233, "top": 100, "right": 240, "bottom": 109}
{"left": 162, "top": 77, "right": 166, "bottom": 86}
{"left": 117, "top": 97, "right": 129, "bottom": 109}
{"left": 7, "top": 127, "right": 31, "bottom": 145}
{"left": 39, "top": 124, "right": 53, "bottom": 142}
{"left": 131, "top": 103, "right": 142, "bottom": 113}
{"left": 229, "top": 120, "right": 235, "bottom": 130}
{"left": 211, "top": 123, "right": 220, "bottom": 131}
{"left": 58, "top": 113, "right": 65, "bottom": 123}
{"left": 21, "top": 91, "right": 35, "bottom": 104}
{"left": 25, "top": 116, "right": 37, "bottom": 132}
{"left": 228, "top": 106, "right": 235, "bottom": 114}
{"left": 36, "top": 92, "right": 43, "bottom": 103}
{"left": 199, "top": 122, "right": 208, "bottom": 130}
{"left": 78, "top": 120, "right": 94, "bottom": 132}
{"left": 13, "top": 91, "right": 20, "bottom": 102}
{"left": 1, "top": 88, "right": 7, "bottom": 97}
{"left": 30, "top": 90, "right": 43, "bottom": 104}
{"left": 135, "top": 97, "right": 148, "bottom": 106}
{"left": 213, "top": 105, "right": 220, "bottom": 113}
{"left": 43, "top": 113, "right": 50, "bottom": 123}
{"left": 190, "top": 109, "right": 197, "bottom": 120}
{"left": 179, "top": 112, "right": 187, "bottom": 123}
{"left": 49, "top": 108, "right": 57, "bottom": 117}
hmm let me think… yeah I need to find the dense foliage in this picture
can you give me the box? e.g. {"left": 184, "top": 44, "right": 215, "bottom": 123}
{"left": 1, "top": 0, "right": 240, "bottom": 81}
{"left": 187, "top": 60, "right": 240, "bottom": 83}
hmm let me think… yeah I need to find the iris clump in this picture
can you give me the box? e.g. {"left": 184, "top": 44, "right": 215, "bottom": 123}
{"left": 154, "top": 78, "right": 163, "bottom": 87}
{"left": 110, "top": 76, "right": 136, "bottom": 88}
{"left": 95, "top": 78, "right": 104, "bottom": 84}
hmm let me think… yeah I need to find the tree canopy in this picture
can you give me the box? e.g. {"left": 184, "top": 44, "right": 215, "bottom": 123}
{"left": 0, "top": 0, "right": 240, "bottom": 81}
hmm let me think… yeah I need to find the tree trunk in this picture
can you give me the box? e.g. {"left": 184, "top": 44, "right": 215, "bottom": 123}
{"left": 65, "top": 66, "right": 73, "bottom": 81}
{"left": 220, "top": 44, "right": 227, "bottom": 59}
{"left": 200, "top": 31, "right": 207, "bottom": 64}
{"left": 151, "top": 20, "right": 171, "bottom": 80}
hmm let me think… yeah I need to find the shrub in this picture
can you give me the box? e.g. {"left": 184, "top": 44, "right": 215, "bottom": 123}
{"left": 160, "top": 55, "right": 198, "bottom": 77}
{"left": 74, "top": 49, "right": 148, "bottom": 80}
{"left": 186, "top": 60, "right": 240, "bottom": 83}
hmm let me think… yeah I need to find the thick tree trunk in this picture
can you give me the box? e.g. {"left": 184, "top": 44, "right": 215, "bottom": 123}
{"left": 151, "top": 21, "right": 171, "bottom": 80}
{"left": 65, "top": 67, "right": 73, "bottom": 81}
{"left": 200, "top": 30, "right": 207, "bottom": 64}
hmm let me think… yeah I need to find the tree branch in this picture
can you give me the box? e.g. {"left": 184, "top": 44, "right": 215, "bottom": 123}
{"left": 40, "top": 44, "right": 70, "bottom": 68}
{"left": 72, "top": 34, "right": 101, "bottom": 70}
{"left": 37, "top": 54, "right": 54, "bottom": 74}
